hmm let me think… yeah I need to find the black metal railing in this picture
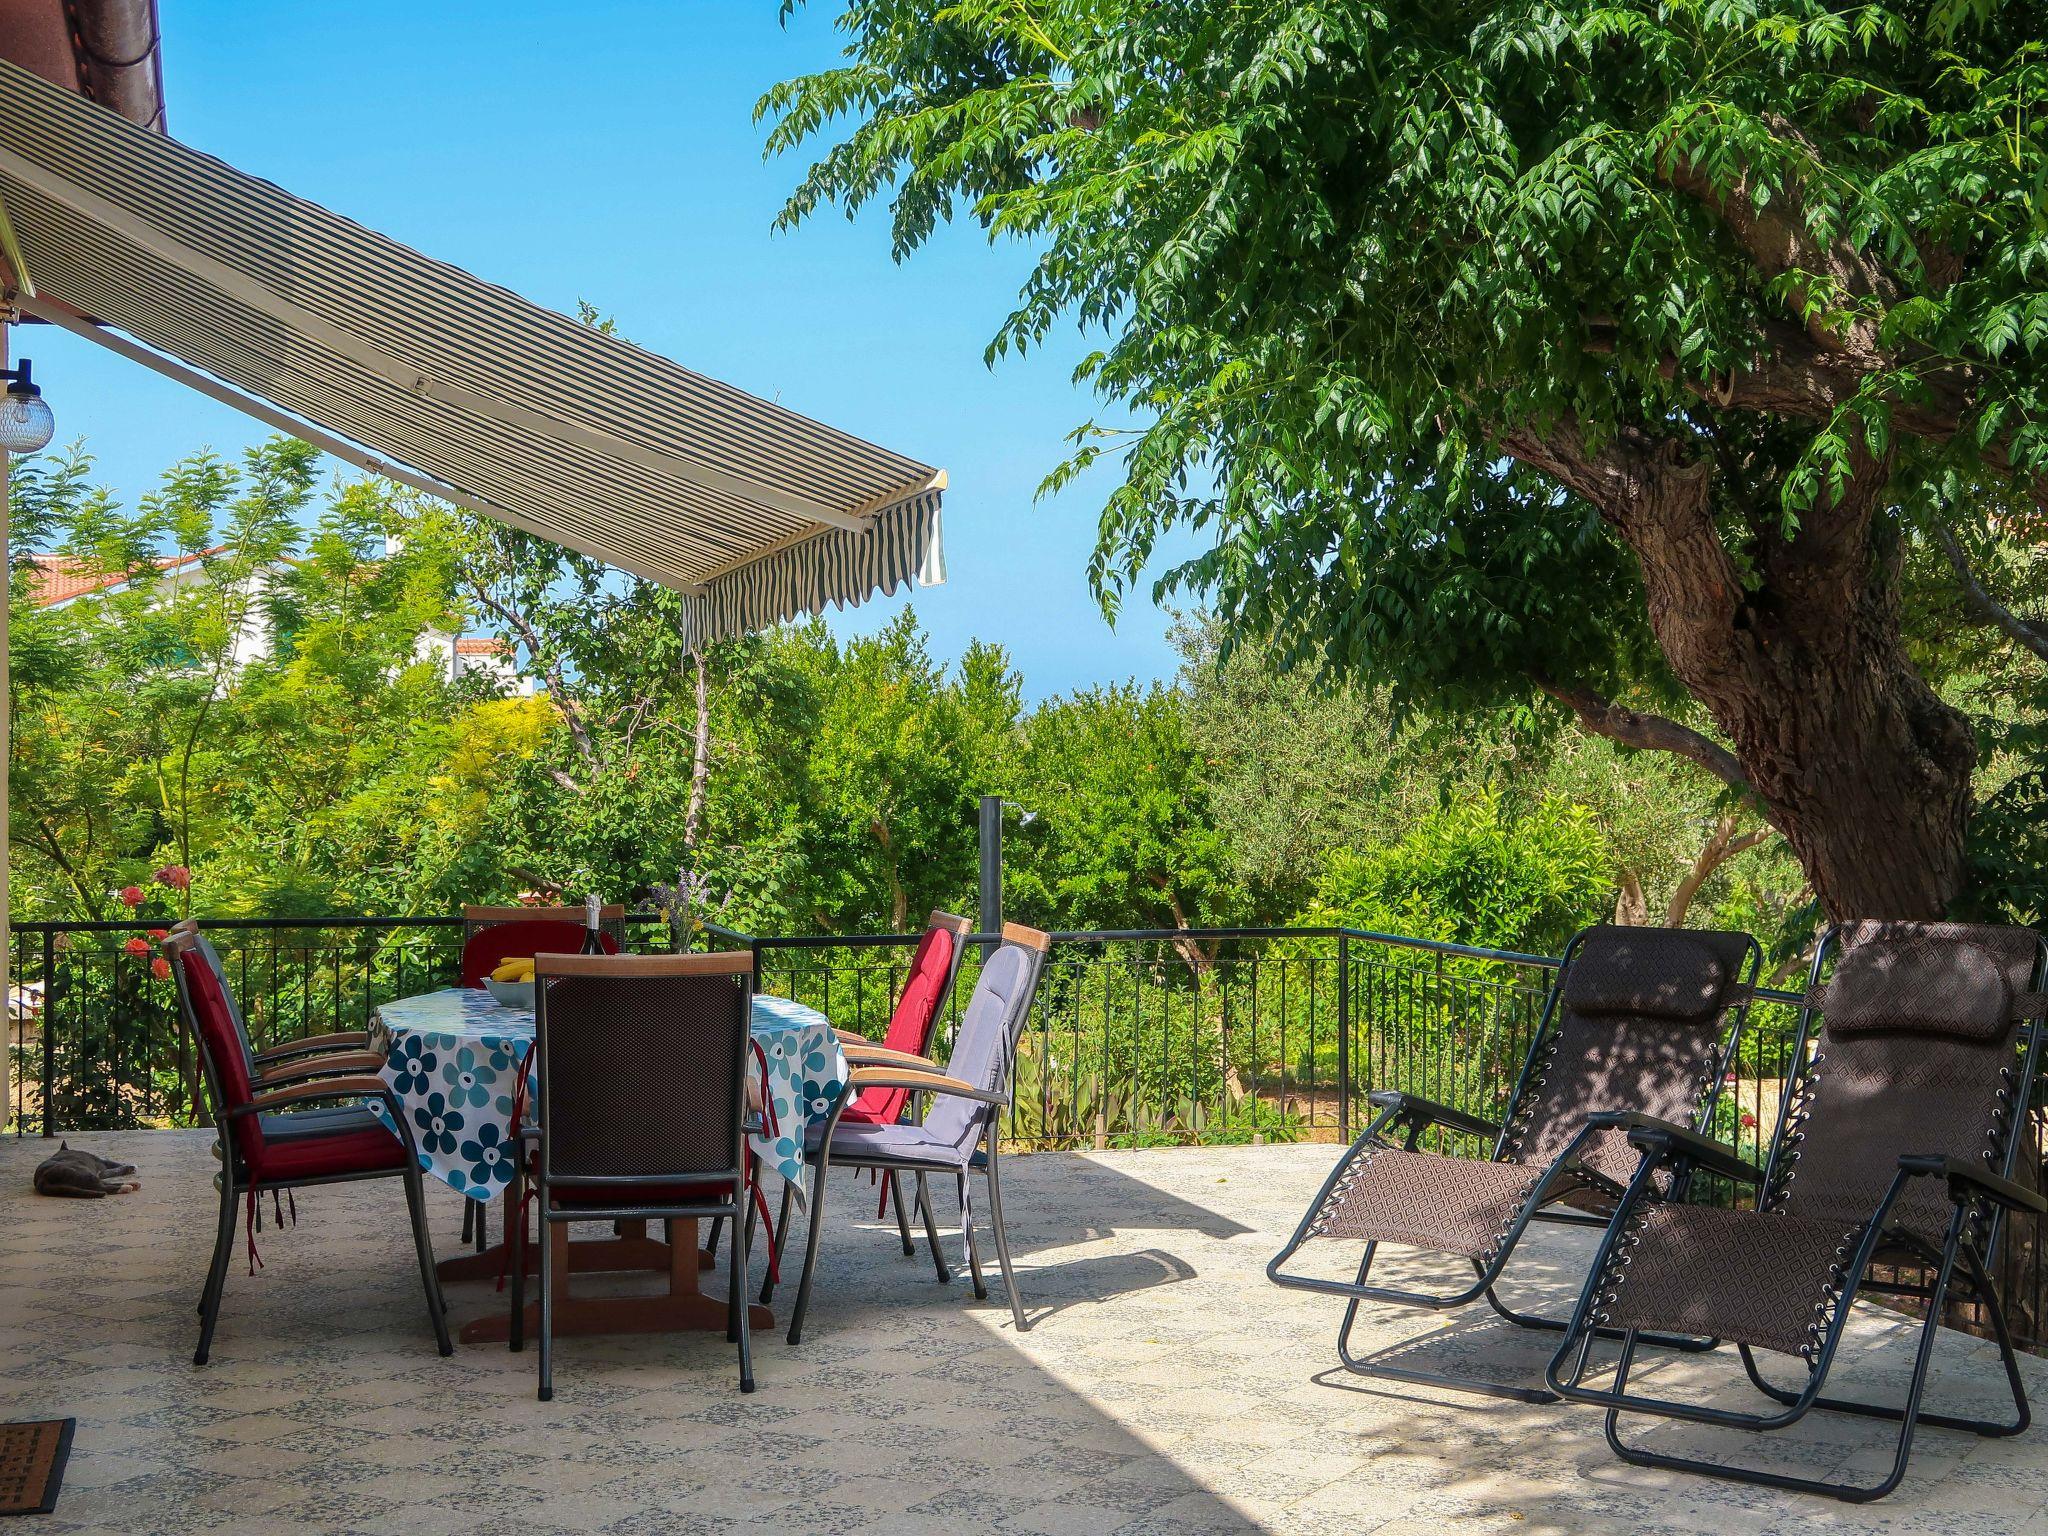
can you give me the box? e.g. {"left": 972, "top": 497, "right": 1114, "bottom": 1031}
{"left": 697, "top": 921, "right": 1810, "bottom": 1162}
{"left": 7, "top": 913, "right": 2044, "bottom": 1354}
{"left": 2, "top": 914, "right": 669, "bottom": 1135}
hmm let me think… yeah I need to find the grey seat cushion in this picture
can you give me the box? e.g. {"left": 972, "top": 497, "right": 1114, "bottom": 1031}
{"left": 807, "top": 1118, "right": 972, "bottom": 1169}
{"left": 260, "top": 1103, "right": 384, "bottom": 1141}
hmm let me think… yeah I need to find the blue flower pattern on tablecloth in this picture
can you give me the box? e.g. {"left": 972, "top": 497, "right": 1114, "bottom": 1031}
{"left": 440, "top": 1046, "right": 493, "bottom": 1109}
{"left": 370, "top": 986, "right": 845, "bottom": 1209}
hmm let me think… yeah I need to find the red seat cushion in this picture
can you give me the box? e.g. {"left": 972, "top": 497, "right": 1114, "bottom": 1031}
{"left": 460, "top": 921, "right": 618, "bottom": 988}
{"left": 547, "top": 1178, "right": 735, "bottom": 1209}
{"left": 841, "top": 926, "right": 955, "bottom": 1127}
{"left": 249, "top": 1124, "right": 409, "bottom": 1184}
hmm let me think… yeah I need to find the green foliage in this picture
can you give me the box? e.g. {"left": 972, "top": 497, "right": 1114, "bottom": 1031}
{"left": 764, "top": 0, "right": 2048, "bottom": 915}
{"left": 1005, "top": 678, "right": 1237, "bottom": 935}
{"left": 1301, "top": 790, "right": 1611, "bottom": 956}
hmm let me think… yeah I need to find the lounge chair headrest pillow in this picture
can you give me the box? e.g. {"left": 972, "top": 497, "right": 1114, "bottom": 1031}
{"left": 1824, "top": 937, "right": 2015, "bottom": 1042}
{"left": 1561, "top": 929, "right": 1730, "bottom": 1023}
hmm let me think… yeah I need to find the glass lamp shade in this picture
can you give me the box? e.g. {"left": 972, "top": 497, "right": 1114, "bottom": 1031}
{"left": 0, "top": 389, "right": 55, "bottom": 453}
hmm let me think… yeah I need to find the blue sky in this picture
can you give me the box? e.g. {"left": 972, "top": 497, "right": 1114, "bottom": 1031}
{"left": 25, "top": 1, "right": 1195, "bottom": 699}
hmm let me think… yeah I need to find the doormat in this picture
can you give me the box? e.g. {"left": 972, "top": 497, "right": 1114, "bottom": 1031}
{"left": 0, "top": 1420, "right": 74, "bottom": 1516}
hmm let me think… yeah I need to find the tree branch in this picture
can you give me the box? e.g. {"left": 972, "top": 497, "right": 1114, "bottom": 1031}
{"left": 1531, "top": 674, "right": 1778, "bottom": 830}
{"left": 1933, "top": 524, "right": 2048, "bottom": 664}
{"left": 1665, "top": 813, "right": 1774, "bottom": 927}
{"left": 1659, "top": 116, "right": 1897, "bottom": 361}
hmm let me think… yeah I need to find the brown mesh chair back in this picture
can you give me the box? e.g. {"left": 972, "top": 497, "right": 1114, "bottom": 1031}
{"left": 535, "top": 953, "right": 752, "bottom": 1192}
{"left": 1504, "top": 925, "right": 1759, "bottom": 1186}
{"left": 1771, "top": 920, "right": 2046, "bottom": 1248}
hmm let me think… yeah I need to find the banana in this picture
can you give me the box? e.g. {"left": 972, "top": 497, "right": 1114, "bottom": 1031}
{"left": 491, "top": 957, "right": 536, "bottom": 982}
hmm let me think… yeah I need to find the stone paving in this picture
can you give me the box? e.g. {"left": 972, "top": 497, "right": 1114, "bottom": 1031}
{"left": 4, "top": 1133, "right": 2046, "bottom": 1534}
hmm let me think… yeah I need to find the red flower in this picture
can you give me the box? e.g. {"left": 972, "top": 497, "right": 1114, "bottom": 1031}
{"left": 118, "top": 885, "right": 145, "bottom": 908}
{"left": 147, "top": 928, "right": 169, "bottom": 941}
{"left": 154, "top": 864, "right": 191, "bottom": 891}
{"left": 150, "top": 956, "right": 172, "bottom": 981}
{"left": 122, "top": 936, "right": 150, "bottom": 957}
{"left": 1740, "top": 1112, "right": 1758, "bottom": 1129}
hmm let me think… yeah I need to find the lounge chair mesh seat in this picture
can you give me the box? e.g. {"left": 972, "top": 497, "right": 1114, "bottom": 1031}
{"left": 1312, "top": 1149, "right": 1558, "bottom": 1258}
{"left": 1302, "top": 926, "right": 1757, "bottom": 1267}
{"left": 1597, "top": 921, "right": 2047, "bottom": 1361}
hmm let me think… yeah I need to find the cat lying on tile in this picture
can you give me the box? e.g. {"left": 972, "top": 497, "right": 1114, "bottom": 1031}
{"left": 33, "top": 1142, "right": 140, "bottom": 1197}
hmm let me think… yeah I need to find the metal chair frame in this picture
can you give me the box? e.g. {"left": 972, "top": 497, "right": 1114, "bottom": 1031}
{"left": 511, "top": 952, "right": 759, "bottom": 1398}
{"left": 760, "top": 924, "right": 1051, "bottom": 1344}
{"left": 169, "top": 936, "right": 451, "bottom": 1367}
{"left": 1268, "top": 928, "right": 1762, "bottom": 1403}
{"left": 1545, "top": 926, "right": 2048, "bottom": 1503}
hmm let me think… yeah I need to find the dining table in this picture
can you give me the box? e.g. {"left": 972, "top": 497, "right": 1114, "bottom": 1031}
{"left": 367, "top": 983, "right": 849, "bottom": 1345}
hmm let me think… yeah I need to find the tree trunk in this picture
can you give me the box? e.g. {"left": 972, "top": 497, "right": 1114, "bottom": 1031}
{"left": 1667, "top": 550, "right": 1973, "bottom": 920}
{"left": 1664, "top": 815, "right": 1772, "bottom": 928}
{"left": 1613, "top": 870, "right": 1648, "bottom": 926}
{"left": 683, "top": 649, "right": 710, "bottom": 857}
{"left": 1504, "top": 427, "right": 1975, "bottom": 921}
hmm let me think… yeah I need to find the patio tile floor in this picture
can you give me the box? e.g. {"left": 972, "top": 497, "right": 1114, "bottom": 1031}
{"left": 4, "top": 1132, "right": 2045, "bottom": 1534}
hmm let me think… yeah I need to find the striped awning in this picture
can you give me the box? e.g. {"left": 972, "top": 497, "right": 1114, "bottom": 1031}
{"left": 0, "top": 60, "right": 944, "bottom": 646}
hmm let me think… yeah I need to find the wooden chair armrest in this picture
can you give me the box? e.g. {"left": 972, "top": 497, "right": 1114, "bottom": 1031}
{"left": 236, "top": 1076, "right": 392, "bottom": 1115}
{"left": 253, "top": 1031, "right": 372, "bottom": 1062}
{"left": 833, "top": 1026, "right": 872, "bottom": 1045}
{"left": 842, "top": 1043, "right": 940, "bottom": 1071}
{"left": 256, "top": 1050, "right": 387, "bottom": 1085}
{"left": 845, "top": 1065, "right": 1004, "bottom": 1105}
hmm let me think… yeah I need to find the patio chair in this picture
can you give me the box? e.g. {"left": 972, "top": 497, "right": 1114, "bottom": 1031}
{"left": 166, "top": 932, "right": 452, "bottom": 1366}
{"left": 170, "top": 918, "right": 385, "bottom": 1086}
{"left": 771, "top": 922, "right": 1052, "bottom": 1344}
{"left": 454, "top": 904, "right": 623, "bottom": 1249}
{"left": 1546, "top": 919, "right": 2048, "bottom": 1503}
{"left": 510, "top": 951, "right": 760, "bottom": 1398}
{"left": 458, "top": 903, "right": 623, "bottom": 988}
{"left": 708, "top": 910, "right": 971, "bottom": 1266}
{"left": 1267, "top": 924, "right": 1761, "bottom": 1402}
{"left": 171, "top": 918, "right": 391, "bottom": 1242}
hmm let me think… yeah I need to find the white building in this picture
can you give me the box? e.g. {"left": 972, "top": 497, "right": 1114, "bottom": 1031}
{"left": 27, "top": 550, "right": 534, "bottom": 693}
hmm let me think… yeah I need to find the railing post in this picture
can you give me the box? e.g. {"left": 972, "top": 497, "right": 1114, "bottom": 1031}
{"left": 1336, "top": 931, "right": 1350, "bottom": 1142}
{"left": 978, "top": 794, "right": 1003, "bottom": 958}
{"left": 39, "top": 925, "right": 55, "bottom": 1137}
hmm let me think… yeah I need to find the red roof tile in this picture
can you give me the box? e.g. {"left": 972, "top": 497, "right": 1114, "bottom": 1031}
{"left": 27, "top": 548, "right": 227, "bottom": 608}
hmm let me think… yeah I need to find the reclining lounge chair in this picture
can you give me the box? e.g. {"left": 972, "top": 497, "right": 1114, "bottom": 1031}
{"left": 1546, "top": 919, "right": 2048, "bottom": 1502}
{"left": 1268, "top": 924, "right": 1760, "bottom": 1401}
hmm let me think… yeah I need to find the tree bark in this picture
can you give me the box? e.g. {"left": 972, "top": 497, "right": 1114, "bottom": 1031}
{"left": 1501, "top": 424, "right": 1975, "bottom": 921}
{"left": 1665, "top": 815, "right": 1772, "bottom": 928}
{"left": 1613, "top": 869, "right": 1649, "bottom": 926}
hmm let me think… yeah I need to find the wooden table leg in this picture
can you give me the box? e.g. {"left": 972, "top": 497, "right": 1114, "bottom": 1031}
{"left": 437, "top": 1193, "right": 713, "bottom": 1283}
{"left": 458, "top": 1213, "right": 771, "bottom": 1344}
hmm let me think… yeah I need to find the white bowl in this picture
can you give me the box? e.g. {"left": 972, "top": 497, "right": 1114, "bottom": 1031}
{"left": 484, "top": 977, "right": 535, "bottom": 1011}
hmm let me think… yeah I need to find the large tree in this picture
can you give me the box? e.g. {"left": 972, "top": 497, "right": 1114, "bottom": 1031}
{"left": 763, "top": 0, "right": 2048, "bottom": 918}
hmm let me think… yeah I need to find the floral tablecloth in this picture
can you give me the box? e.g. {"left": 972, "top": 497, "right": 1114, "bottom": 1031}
{"left": 368, "top": 987, "right": 846, "bottom": 1208}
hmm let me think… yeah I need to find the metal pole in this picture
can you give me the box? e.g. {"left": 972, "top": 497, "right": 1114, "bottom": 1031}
{"left": 39, "top": 927, "right": 53, "bottom": 1137}
{"left": 1336, "top": 932, "right": 1351, "bottom": 1142}
{"left": 1, "top": 320, "right": 11, "bottom": 1132}
{"left": 978, "top": 794, "right": 1002, "bottom": 957}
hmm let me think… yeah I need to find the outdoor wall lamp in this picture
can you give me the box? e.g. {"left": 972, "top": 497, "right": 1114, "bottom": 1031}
{"left": 0, "top": 357, "right": 56, "bottom": 453}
